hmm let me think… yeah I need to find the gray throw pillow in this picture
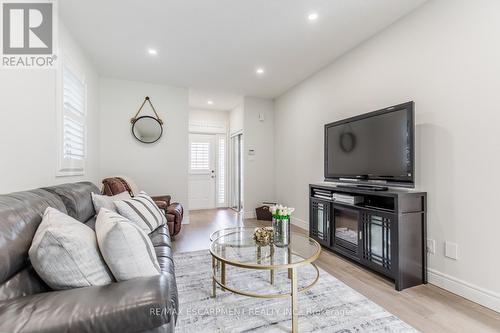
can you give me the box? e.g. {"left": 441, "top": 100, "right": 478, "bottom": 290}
{"left": 91, "top": 191, "right": 131, "bottom": 214}
{"left": 95, "top": 208, "right": 161, "bottom": 281}
{"left": 114, "top": 191, "right": 166, "bottom": 233}
{"left": 29, "top": 207, "right": 113, "bottom": 290}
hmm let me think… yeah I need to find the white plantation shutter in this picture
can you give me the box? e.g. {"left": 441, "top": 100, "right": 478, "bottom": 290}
{"left": 58, "top": 64, "right": 86, "bottom": 175}
{"left": 190, "top": 142, "right": 210, "bottom": 170}
{"left": 217, "top": 136, "right": 225, "bottom": 205}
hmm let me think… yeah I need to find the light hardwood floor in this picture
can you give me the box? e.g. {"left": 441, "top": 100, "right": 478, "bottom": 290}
{"left": 173, "top": 209, "right": 500, "bottom": 333}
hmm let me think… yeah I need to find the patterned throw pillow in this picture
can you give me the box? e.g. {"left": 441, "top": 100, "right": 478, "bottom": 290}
{"left": 96, "top": 208, "right": 161, "bottom": 281}
{"left": 114, "top": 191, "right": 166, "bottom": 233}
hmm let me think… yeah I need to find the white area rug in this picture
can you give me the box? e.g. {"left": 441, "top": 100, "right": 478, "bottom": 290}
{"left": 174, "top": 250, "right": 418, "bottom": 333}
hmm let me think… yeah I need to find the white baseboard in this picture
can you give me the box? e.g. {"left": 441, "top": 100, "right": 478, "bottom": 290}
{"left": 182, "top": 215, "right": 190, "bottom": 225}
{"left": 244, "top": 210, "right": 256, "bottom": 219}
{"left": 291, "top": 216, "right": 309, "bottom": 231}
{"left": 428, "top": 268, "right": 500, "bottom": 313}
{"left": 288, "top": 216, "right": 500, "bottom": 313}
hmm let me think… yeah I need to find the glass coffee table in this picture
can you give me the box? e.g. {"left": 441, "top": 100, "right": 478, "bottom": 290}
{"left": 209, "top": 227, "right": 321, "bottom": 333}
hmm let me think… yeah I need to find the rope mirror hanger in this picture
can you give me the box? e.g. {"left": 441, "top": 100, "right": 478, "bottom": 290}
{"left": 130, "top": 96, "right": 163, "bottom": 124}
{"left": 130, "top": 96, "right": 164, "bottom": 144}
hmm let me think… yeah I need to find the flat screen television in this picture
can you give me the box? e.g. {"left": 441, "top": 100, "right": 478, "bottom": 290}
{"left": 324, "top": 101, "right": 414, "bottom": 188}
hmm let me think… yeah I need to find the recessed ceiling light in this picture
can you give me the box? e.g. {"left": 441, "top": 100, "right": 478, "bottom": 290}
{"left": 207, "top": 100, "right": 214, "bottom": 105}
{"left": 148, "top": 48, "right": 158, "bottom": 55}
{"left": 256, "top": 67, "right": 265, "bottom": 75}
{"left": 308, "top": 12, "right": 319, "bottom": 21}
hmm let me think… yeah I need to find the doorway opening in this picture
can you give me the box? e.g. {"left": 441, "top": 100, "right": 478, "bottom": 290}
{"left": 188, "top": 112, "right": 229, "bottom": 210}
{"left": 187, "top": 89, "right": 243, "bottom": 212}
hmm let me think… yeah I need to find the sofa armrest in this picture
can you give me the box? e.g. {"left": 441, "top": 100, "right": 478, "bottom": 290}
{"left": 154, "top": 200, "right": 168, "bottom": 211}
{"left": 0, "top": 274, "right": 177, "bottom": 333}
{"left": 166, "top": 203, "right": 183, "bottom": 223}
{"left": 151, "top": 195, "right": 171, "bottom": 207}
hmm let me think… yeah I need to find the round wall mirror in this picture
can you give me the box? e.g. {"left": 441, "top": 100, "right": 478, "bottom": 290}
{"left": 132, "top": 116, "right": 163, "bottom": 143}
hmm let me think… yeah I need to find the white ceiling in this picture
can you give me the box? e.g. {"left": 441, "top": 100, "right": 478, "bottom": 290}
{"left": 189, "top": 89, "right": 242, "bottom": 111}
{"left": 60, "top": 0, "right": 426, "bottom": 98}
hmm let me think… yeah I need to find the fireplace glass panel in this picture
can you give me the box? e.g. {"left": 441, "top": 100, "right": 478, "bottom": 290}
{"left": 334, "top": 209, "right": 358, "bottom": 246}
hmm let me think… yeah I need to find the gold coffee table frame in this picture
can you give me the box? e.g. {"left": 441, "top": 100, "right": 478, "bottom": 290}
{"left": 209, "top": 228, "right": 321, "bottom": 333}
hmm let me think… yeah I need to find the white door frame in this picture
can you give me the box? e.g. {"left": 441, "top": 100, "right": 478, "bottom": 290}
{"left": 188, "top": 133, "right": 216, "bottom": 210}
{"left": 188, "top": 120, "right": 228, "bottom": 209}
{"left": 229, "top": 131, "right": 243, "bottom": 212}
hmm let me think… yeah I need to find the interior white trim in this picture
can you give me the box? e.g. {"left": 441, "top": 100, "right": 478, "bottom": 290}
{"left": 288, "top": 214, "right": 500, "bottom": 312}
{"left": 291, "top": 216, "right": 308, "bottom": 231}
{"left": 290, "top": 215, "right": 500, "bottom": 313}
{"left": 243, "top": 210, "right": 256, "bottom": 219}
{"left": 230, "top": 130, "right": 243, "bottom": 138}
{"left": 189, "top": 120, "right": 227, "bottom": 134}
{"left": 428, "top": 268, "right": 500, "bottom": 313}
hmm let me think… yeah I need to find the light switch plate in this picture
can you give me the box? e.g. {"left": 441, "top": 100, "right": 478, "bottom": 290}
{"left": 426, "top": 239, "right": 435, "bottom": 254}
{"left": 445, "top": 241, "right": 458, "bottom": 260}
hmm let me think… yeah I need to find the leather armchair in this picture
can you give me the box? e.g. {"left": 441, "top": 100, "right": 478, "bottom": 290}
{"left": 101, "top": 177, "right": 183, "bottom": 237}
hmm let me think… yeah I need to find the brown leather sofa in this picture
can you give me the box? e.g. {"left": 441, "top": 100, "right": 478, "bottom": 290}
{"left": 0, "top": 182, "right": 178, "bottom": 333}
{"left": 102, "top": 177, "right": 183, "bottom": 237}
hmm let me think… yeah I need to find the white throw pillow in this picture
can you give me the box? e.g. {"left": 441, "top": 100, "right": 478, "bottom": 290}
{"left": 95, "top": 208, "right": 161, "bottom": 281}
{"left": 29, "top": 207, "right": 113, "bottom": 290}
{"left": 114, "top": 191, "right": 166, "bottom": 233}
{"left": 91, "top": 191, "right": 131, "bottom": 214}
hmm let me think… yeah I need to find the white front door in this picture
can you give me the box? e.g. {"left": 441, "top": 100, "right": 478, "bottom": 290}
{"left": 188, "top": 133, "right": 216, "bottom": 210}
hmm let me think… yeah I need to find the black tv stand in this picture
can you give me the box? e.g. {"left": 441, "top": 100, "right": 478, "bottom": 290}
{"left": 309, "top": 183, "right": 427, "bottom": 291}
{"left": 336, "top": 184, "right": 389, "bottom": 191}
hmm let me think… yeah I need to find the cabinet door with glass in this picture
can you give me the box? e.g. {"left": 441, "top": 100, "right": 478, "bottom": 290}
{"left": 309, "top": 198, "right": 331, "bottom": 247}
{"left": 360, "top": 212, "right": 395, "bottom": 276}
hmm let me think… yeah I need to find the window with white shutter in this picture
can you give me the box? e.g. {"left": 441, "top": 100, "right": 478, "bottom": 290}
{"left": 57, "top": 63, "right": 86, "bottom": 176}
{"left": 217, "top": 136, "right": 225, "bottom": 205}
{"left": 190, "top": 142, "right": 210, "bottom": 171}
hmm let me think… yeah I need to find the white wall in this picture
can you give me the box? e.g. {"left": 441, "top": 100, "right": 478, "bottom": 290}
{"left": 99, "top": 78, "right": 189, "bottom": 215}
{"left": 274, "top": 0, "right": 500, "bottom": 311}
{"left": 189, "top": 108, "right": 229, "bottom": 134}
{"left": 0, "top": 23, "right": 100, "bottom": 193}
{"left": 229, "top": 104, "right": 244, "bottom": 135}
{"left": 243, "top": 97, "right": 275, "bottom": 217}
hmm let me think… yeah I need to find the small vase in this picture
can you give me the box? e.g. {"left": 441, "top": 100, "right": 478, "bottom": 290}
{"left": 273, "top": 217, "right": 290, "bottom": 247}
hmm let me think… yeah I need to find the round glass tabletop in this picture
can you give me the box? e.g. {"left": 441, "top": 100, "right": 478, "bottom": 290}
{"left": 210, "top": 227, "right": 321, "bottom": 269}
{"left": 209, "top": 227, "right": 252, "bottom": 242}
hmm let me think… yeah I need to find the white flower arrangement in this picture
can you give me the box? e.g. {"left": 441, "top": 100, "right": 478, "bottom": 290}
{"left": 269, "top": 204, "right": 295, "bottom": 219}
